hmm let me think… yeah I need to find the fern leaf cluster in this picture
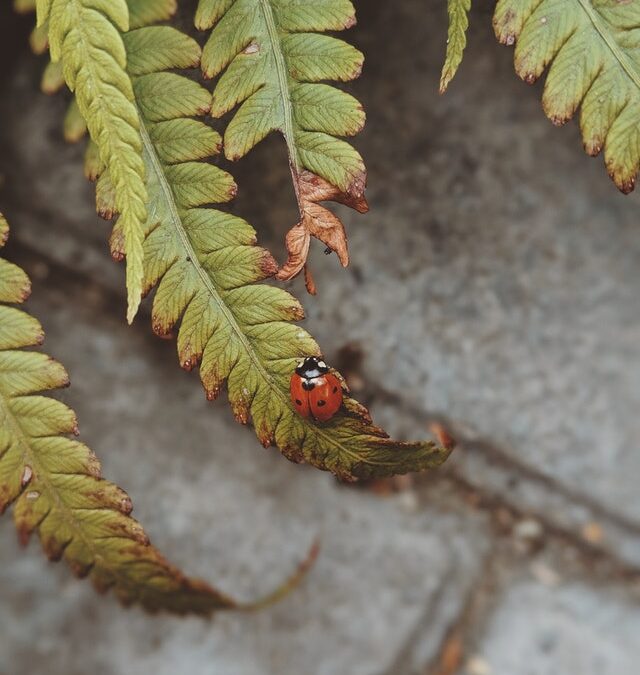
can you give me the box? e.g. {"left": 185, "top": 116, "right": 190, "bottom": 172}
{"left": 37, "top": 0, "right": 147, "bottom": 319}
{"left": 440, "top": 0, "right": 471, "bottom": 93}
{"left": 494, "top": 0, "right": 640, "bottom": 193}
{"left": 197, "top": 0, "right": 368, "bottom": 289}
{"left": 77, "top": 23, "right": 453, "bottom": 481}
{"left": 0, "top": 214, "right": 241, "bottom": 614}
{"left": 16, "top": 1, "right": 453, "bottom": 479}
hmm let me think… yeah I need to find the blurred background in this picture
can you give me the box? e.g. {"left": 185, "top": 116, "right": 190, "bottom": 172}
{"left": 1, "top": 2, "right": 640, "bottom": 674}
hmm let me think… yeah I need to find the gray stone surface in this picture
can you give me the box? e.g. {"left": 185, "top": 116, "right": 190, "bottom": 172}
{"left": 463, "top": 580, "right": 640, "bottom": 675}
{"left": 0, "top": 270, "right": 490, "bottom": 675}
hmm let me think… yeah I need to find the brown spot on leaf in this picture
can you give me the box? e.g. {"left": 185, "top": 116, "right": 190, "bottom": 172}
{"left": 256, "top": 420, "right": 274, "bottom": 448}
{"left": 152, "top": 320, "right": 173, "bottom": 338}
{"left": 86, "top": 452, "right": 102, "bottom": 477}
{"left": 584, "top": 139, "right": 602, "bottom": 157}
{"left": 110, "top": 228, "right": 126, "bottom": 261}
{"left": 259, "top": 250, "right": 279, "bottom": 279}
{"left": 67, "top": 558, "right": 93, "bottom": 578}
{"left": 619, "top": 179, "right": 636, "bottom": 194}
{"left": 281, "top": 442, "right": 305, "bottom": 465}
{"left": 98, "top": 207, "right": 116, "bottom": 220}
{"left": 120, "top": 496, "right": 133, "bottom": 515}
{"left": 548, "top": 113, "right": 570, "bottom": 127}
{"left": 494, "top": 8, "right": 517, "bottom": 44}
{"left": 181, "top": 357, "right": 197, "bottom": 371}
{"left": 19, "top": 284, "right": 32, "bottom": 303}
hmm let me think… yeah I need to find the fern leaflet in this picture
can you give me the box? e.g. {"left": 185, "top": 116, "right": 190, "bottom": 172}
{"left": 197, "top": 0, "right": 368, "bottom": 291}
{"left": 440, "top": 0, "right": 471, "bottom": 93}
{"left": 37, "top": 0, "right": 148, "bottom": 320}
{"left": 494, "top": 0, "right": 640, "bottom": 193}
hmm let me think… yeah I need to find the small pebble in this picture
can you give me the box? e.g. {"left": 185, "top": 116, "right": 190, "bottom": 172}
{"left": 466, "top": 655, "right": 492, "bottom": 675}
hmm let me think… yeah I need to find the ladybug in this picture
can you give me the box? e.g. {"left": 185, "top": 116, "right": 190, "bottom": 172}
{"left": 290, "top": 356, "right": 343, "bottom": 422}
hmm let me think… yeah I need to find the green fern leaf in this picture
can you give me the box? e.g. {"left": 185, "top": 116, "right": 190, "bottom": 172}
{"left": 88, "top": 26, "right": 455, "bottom": 481}
{"left": 440, "top": 0, "right": 471, "bottom": 93}
{"left": 494, "top": 0, "right": 640, "bottom": 193}
{"left": 40, "top": 59, "right": 64, "bottom": 94}
{"left": 0, "top": 215, "right": 241, "bottom": 614}
{"left": 128, "top": 0, "right": 177, "bottom": 29}
{"left": 63, "top": 97, "right": 87, "bottom": 142}
{"left": 84, "top": 139, "right": 105, "bottom": 181}
{"left": 197, "top": 0, "right": 368, "bottom": 289}
{"left": 38, "top": 0, "right": 148, "bottom": 321}
{"left": 29, "top": 22, "right": 49, "bottom": 54}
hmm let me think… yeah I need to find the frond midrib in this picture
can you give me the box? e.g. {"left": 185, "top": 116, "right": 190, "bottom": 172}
{"left": 257, "top": 0, "right": 301, "bottom": 175}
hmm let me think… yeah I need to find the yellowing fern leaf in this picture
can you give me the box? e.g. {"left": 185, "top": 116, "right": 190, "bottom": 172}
{"left": 40, "top": 59, "right": 64, "bottom": 94}
{"left": 88, "top": 26, "right": 455, "bottom": 481}
{"left": 128, "top": 0, "right": 177, "bottom": 29}
{"left": 440, "top": 0, "right": 471, "bottom": 93}
{"left": 197, "top": 0, "right": 368, "bottom": 291}
{"left": 37, "top": 0, "right": 148, "bottom": 320}
{"left": 494, "top": 0, "right": 640, "bottom": 193}
{"left": 0, "top": 215, "right": 240, "bottom": 614}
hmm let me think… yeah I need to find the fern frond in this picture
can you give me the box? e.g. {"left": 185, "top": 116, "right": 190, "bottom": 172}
{"left": 87, "top": 26, "right": 454, "bottom": 481}
{"left": 440, "top": 0, "right": 471, "bottom": 93}
{"left": 494, "top": 0, "right": 640, "bottom": 193}
{"left": 0, "top": 215, "right": 241, "bottom": 614}
{"left": 38, "top": 0, "right": 147, "bottom": 320}
{"left": 197, "top": 0, "right": 368, "bottom": 290}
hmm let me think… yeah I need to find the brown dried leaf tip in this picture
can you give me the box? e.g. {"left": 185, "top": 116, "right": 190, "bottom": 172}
{"left": 276, "top": 170, "right": 368, "bottom": 293}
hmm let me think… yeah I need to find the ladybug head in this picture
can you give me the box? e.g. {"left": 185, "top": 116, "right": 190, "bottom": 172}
{"left": 296, "top": 356, "right": 329, "bottom": 379}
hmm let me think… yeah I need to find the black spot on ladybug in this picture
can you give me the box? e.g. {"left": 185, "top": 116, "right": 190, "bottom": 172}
{"left": 333, "top": 387, "right": 338, "bottom": 393}
{"left": 317, "top": 400, "right": 326, "bottom": 406}
{"left": 295, "top": 399, "right": 302, "bottom": 405}
{"left": 302, "top": 380, "right": 315, "bottom": 391}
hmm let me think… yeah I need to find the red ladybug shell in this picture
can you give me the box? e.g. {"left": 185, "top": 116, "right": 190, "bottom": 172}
{"left": 309, "top": 373, "right": 342, "bottom": 422}
{"left": 290, "top": 357, "right": 343, "bottom": 422}
{"left": 290, "top": 373, "right": 312, "bottom": 418}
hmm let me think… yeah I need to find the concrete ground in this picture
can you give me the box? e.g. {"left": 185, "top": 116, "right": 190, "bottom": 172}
{"left": 1, "top": 1, "right": 640, "bottom": 674}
